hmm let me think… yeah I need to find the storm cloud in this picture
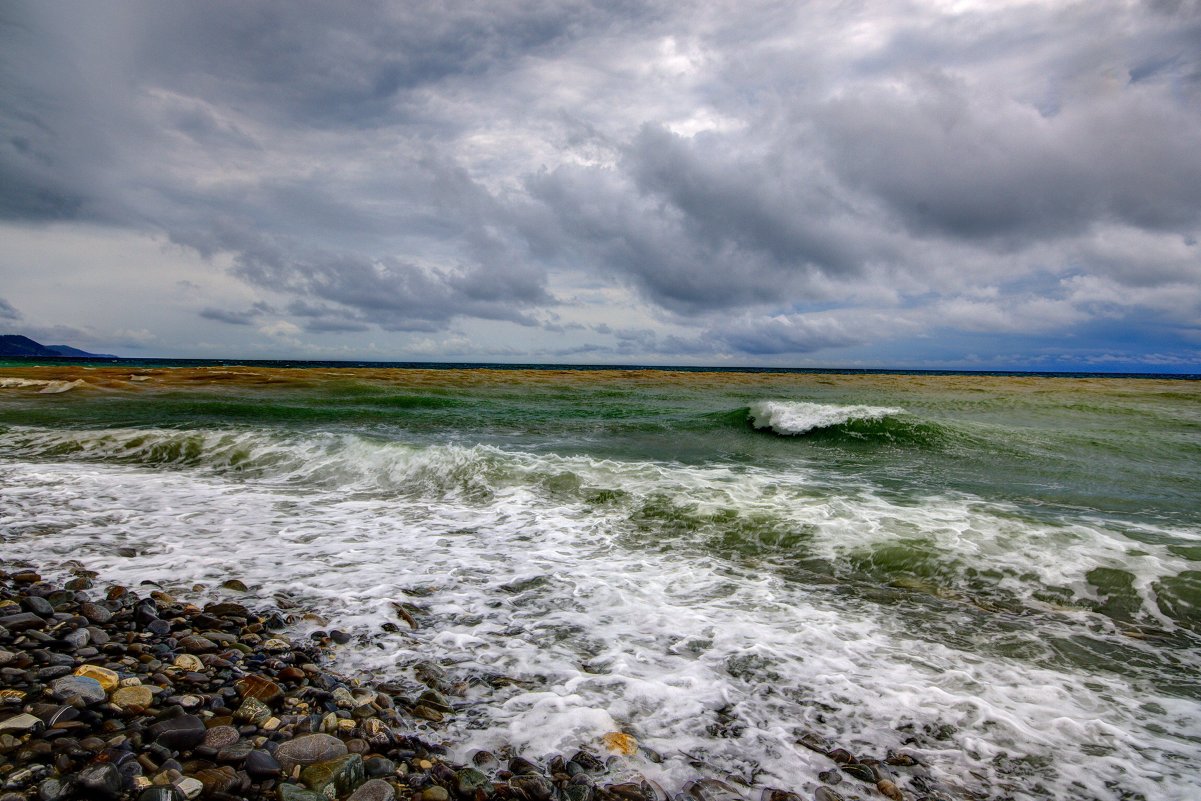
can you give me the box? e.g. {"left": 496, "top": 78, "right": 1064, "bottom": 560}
{"left": 1, "top": 0, "right": 1199, "bottom": 367}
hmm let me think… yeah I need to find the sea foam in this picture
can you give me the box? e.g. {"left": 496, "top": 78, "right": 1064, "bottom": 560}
{"left": 747, "top": 400, "right": 904, "bottom": 435}
{"left": 1, "top": 425, "right": 1199, "bottom": 801}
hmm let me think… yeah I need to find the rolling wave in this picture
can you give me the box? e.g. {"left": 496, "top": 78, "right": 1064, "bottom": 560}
{"left": 747, "top": 400, "right": 904, "bottom": 435}
{"left": 742, "top": 400, "right": 951, "bottom": 448}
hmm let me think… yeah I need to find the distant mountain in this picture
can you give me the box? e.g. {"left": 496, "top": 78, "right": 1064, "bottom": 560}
{"left": 45, "top": 343, "right": 119, "bottom": 358}
{"left": 0, "top": 334, "right": 118, "bottom": 359}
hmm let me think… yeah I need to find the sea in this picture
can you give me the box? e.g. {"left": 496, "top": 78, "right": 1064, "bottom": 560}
{"left": 1, "top": 360, "right": 1199, "bottom": 801}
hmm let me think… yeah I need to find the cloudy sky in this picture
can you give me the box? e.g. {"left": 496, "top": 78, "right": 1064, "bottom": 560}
{"left": 2, "top": 1, "right": 1199, "bottom": 369}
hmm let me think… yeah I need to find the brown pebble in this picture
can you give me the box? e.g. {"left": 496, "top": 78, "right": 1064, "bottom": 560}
{"left": 877, "top": 780, "right": 903, "bottom": 801}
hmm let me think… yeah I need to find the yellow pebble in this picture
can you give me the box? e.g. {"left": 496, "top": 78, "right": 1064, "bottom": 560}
{"left": 74, "top": 665, "right": 120, "bottom": 693}
{"left": 173, "top": 654, "right": 204, "bottom": 672}
{"left": 602, "top": 732, "right": 637, "bottom": 756}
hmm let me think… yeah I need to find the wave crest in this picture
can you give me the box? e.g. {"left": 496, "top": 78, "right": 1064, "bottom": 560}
{"left": 747, "top": 400, "right": 905, "bottom": 436}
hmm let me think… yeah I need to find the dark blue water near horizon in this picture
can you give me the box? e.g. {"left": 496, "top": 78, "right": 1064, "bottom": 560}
{"left": 3, "top": 354, "right": 1197, "bottom": 379}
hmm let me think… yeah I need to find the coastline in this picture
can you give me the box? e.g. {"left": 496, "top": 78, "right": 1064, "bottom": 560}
{"left": 0, "top": 565, "right": 929, "bottom": 801}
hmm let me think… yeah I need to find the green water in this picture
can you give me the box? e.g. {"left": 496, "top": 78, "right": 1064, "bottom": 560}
{"left": 2, "top": 364, "right": 1200, "bottom": 800}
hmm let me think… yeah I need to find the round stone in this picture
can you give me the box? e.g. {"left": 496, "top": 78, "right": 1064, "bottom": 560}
{"left": 421, "top": 787, "right": 450, "bottom": 801}
{"left": 50, "top": 675, "right": 106, "bottom": 705}
{"left": 111, "top": 685, "right": 154, "bottom": 709}
{"left": 74, "top": 665, "right": 120, "bottom": 693}
{"left": 173, "top": 654, "right": 204, "bottom": 672}
{"left": 149, "top": 714, "right": 207, "bottom": 751}
{"left": 202, "top": 726, "right": 241, "bottom": 750}
{"left": 274, "top": 733, "right": 349, "bottom": 773}
{"left": 348, "top": 779, "right": 397, "bottom": 801}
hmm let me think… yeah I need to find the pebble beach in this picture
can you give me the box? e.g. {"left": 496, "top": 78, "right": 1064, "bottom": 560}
{"left": 0, "top": 566, "right": 934, "bottom": 801}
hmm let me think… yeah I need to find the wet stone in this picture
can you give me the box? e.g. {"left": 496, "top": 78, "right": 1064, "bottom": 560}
{"left": 301, "top": 753, "right": 365, "bottom": 798}
{"left": 76, "top": 763, "right": 122, "bottom": 799}
{"left": 509, "top": 757, "right": 542, "bottom": 776}
{"left": 841, "top": 764, "right": 875, "bottom": 783}
{"left": 876, "top": 779, "right": 903, "bottom": 801}
{"left": 235, "top": 697, "right": 272, "bottom": 724}
{"left": 36, "top": 665, "right": 74, "bottom": 681}
{"left": 0, "top": 713, "right": 42, "bottom": 734}
{"left": 363, "top": 756, "right": 396, "bottom": 778}
{"left": 511, "top": 776, "right": 553, "bottom": 801}
{"left": 686, "top": 780, "right": 744, "bottom": 801}
{"left": 174, "top": 777, "right": 204, "bottom": 800}
{"left": 202, "top": 726, "right": 241, "bottom": 750}
{"left": 454, "top": 767, "right": 492, "bottom": 798}
{"left": 37, "top": 777, "right": 69, "bottom": 801}
{"left": 73, "top": 664, "right": 120, "bottom": 693}
{"left": 79, "top": 603, "right": 113, "bottom": 624}
{"left": 178, "top": 635, "right": 217, "bottom": 654}
{"left": 816, "top": 771, "right": 842, "bottom": 786}
{"left": 137, "top": 788, "right": 182, "bottom": 801}
{"left": 348, "top": 779, "right": 397, "bottom": 801}
{"left": 21, "top": 596, "right": 54, "bottom": 616}
{"left": 173, "top": 655, "right": 204, "bottom": 672}
{"left": 63, "top": 628, "right": 89, "bottom": 648}
{"left": 236, "top": 674, "right": 283, "bottom": 704}
{"left": 245, "top": 749, "right": 282, "bottom": 780}
{"left": 194, "top": 765, "right": 238, "bottom": 794}
{"left": 149, "top": 715, "right": 207, "bottom": 751}
{"left": 274, "top": 733, "right": 348, "bottom": 773}
{"left": 421, "top": 787, "right": 450, "bottom": 801}
{"left": 112, "top": 685, "right": 154, "bottom": 709}
{"left": 278, "top": 785, "right": 328, "bottom": 801}
{"left": 813, "top": 790, "right": 844, "bottom": 801}
{"left": 217, "top": 738, "right": 254, "bottom": 763}
{"left": 50, "top": 675, "right": 106, "bottom": 705}
{"left": 826, "top": 749, "right": 855, "bottom": 765}
{"left": 0, "top": 612, "right": 47, "bottom": 632}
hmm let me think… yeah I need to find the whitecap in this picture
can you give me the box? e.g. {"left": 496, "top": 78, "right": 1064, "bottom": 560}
{"left": 747, "top": 399, "right": 904, "bottom": 435}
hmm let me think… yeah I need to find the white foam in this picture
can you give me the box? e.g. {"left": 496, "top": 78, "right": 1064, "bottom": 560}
{"left": 2, "top": 429, "right": 1199, "bottom": 801}
{"left": 747, "top": 400, "right": 904, "bottom": 435}
{"left": 0, "top": 377, "right": 87, "bottom": 393}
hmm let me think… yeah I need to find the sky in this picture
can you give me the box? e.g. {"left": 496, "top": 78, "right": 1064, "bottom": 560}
{"left": 1, "top": 1, "right": 1200, "bottom": 370}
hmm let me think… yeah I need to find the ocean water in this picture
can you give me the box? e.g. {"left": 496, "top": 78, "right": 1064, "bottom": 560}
{"left": 1, "top": 363, "right": 1199, "bottom": 801}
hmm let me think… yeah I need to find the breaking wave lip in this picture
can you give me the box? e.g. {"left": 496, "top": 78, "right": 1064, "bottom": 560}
{"left": 747, "top": 400, "right": 906, "bottom": 435}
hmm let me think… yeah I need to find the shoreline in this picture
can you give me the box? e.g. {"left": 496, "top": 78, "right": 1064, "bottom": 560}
{"left": 0, "top": 565, "right": 931, "bottom": 801}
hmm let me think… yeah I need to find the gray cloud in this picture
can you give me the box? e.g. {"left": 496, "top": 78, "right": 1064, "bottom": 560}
{"left": 1, "top": 0, "right": 1199, "bottom": 363}
{"left": 198, "top": 302, "right": 275, "bottom": 327}
{"left": 0, "top": 297, "right": 21, "bottom": 321}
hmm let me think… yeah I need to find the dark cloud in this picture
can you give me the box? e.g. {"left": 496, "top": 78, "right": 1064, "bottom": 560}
{"left": 1, "top": 0, "right": 1199, "bottom": 363}
{"left": 198, "top": 302, "right": 275, "bottom": 327}
{"left": 712, "top": 314, "right": 865, "bottom": 356}
{"left": 818, "top": 72, "right": 1201, "bottom": 242}
{"left": 0, "top": 297, "right": 20, "bottom": 321}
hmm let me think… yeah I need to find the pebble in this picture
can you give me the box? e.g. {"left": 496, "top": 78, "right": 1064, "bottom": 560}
{"left": 49, "top": 675, "right": 106, "bottom": 705}
{"left": 149, "top": 714, "right": 207, "bottom": 750}
{"left": 421, "top": 787, "right": 450, "bottom": 801}
{"left": 347, "top": 778, "right": 397, "bottom": 801}
{"left": 275, "top": 733, "right": 349, "bottom": 773}
{"left": 72, "top": 664, "right": 120, "bottom": 693}
{"left": 172, "top": 654, "right": 204, "bottom": 671}
{"left": 0, "top": 713, "right": 41, "bottom": 734}
{"left": 111, "top": 684, "right": 154, "bottom": 709}
{"left": 76, "top": 764, "right": 121, "bottom": 799}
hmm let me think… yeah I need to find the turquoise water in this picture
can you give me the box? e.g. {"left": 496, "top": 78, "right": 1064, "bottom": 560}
{"left": 1, "top": 363, "right": 1199, "bottom": 800}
